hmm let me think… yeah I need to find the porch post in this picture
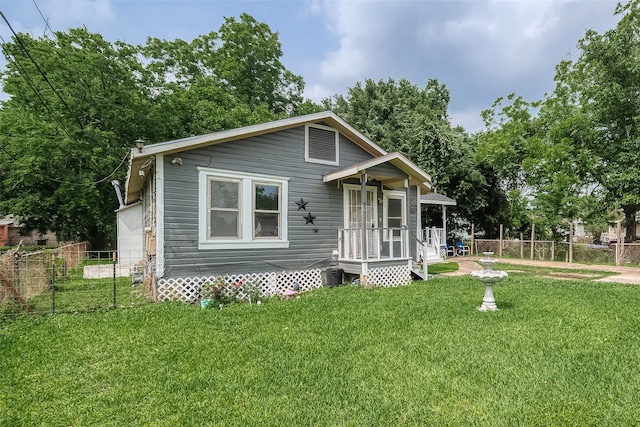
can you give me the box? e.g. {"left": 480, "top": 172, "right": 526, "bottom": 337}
{"left": 360, "top": 173, "right": 368, "bottom": 262}
{"left": 416, "top": 186, "right": 422, "bottom": 262}
{"left": 360, "top": 173, "right": 368, "bottom": 285}
{"left": 442, "top": 205, "right": 447, "bottom": 247}
{"left": 405, "top": 179, "right": 410, "bottom": 257}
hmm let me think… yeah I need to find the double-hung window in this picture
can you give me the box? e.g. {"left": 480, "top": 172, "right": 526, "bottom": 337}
{"left": 199, "top": 167, "right": 289, "bottom": 249}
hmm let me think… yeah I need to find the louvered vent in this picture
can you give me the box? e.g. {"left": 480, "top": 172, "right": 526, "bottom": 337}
{"left": 306, "top": 125, "right": 338, "bottom": 164}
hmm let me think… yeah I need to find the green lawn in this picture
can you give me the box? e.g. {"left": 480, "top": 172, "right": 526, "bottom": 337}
{"left": 427, "top": 261, "right": 459, "bottom": 274}
{"left": 2, "top": 275, "right": 640, "bottom": 426}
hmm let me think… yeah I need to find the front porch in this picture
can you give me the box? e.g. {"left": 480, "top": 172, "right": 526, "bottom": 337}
{"left": 336, "top": 227, "right": 447, "bottom": 285}
{"left": 336, "top": 227, "right": 412, "bottom": 286}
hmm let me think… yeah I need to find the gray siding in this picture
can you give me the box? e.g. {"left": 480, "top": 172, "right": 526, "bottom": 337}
{"left": 161, "top": 126, "right": 378, "bottom": 278}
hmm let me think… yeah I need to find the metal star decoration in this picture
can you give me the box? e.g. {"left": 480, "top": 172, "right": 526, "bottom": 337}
{"left": 313, "top": 228, "right": 318, "bottom": 233}
{"left": 303, "top": 213, "right": 316, "bottom": 225}
{"left": 295, "top": 198, "right": 309, "bottom": 211}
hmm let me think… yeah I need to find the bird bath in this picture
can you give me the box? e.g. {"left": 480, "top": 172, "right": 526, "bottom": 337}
{"left": 470, "top": 252, "right": 508, "bottom": 311}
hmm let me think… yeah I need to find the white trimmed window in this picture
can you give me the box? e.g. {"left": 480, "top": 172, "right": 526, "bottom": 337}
{"left": 198, "top": 168, "right": 289, "bottom": 249}
{"left": 305, "top": 123, "right": 339, "bottom": 165}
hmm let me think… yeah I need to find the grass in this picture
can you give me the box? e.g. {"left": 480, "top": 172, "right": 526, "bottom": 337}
{"left": 1, "top": 259, "right": 149, "bottom": 318}
{"left": 494, "top": 262, "right": 619, "bottom": 281}
{"left": 2, "top": 275, "right": 640, "bottom": 425}
{"left": 427, "top": 261, "right": 459, "bottom": 274}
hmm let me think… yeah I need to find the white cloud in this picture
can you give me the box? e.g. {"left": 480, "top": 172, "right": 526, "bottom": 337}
{"left": 307, "top": 0, "right": 619, "bottom": 132}
{"left": 42, "top": 0, "right": 115, "bottom": 29}
{"left": 450, "top": 107, "right": 486, "bottom": 134}
{"left": 304, "top": 82, "right": 333, "bottom": 104}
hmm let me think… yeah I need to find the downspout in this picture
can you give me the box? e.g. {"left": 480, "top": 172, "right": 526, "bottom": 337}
{"left": 111, "top": 180, "right": 125, "bottom": 209}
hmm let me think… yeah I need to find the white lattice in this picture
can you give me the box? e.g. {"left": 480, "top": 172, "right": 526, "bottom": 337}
{"left": 365, "top": 265, "right": 411, "bottom": 288}
{"left": 157, "top": 269, "right": 324, "bottom": 303}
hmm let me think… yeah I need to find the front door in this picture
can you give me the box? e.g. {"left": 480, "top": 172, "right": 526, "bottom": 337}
{"left": 383, "top": 190, "right": 407, "bottom": 257}
{"left": 343, "top": 184, "right": 378, "bottom": 258}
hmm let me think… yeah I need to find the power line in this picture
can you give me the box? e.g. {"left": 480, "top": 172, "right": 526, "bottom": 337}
{"left": 26, "top": 2, "right": 103, "bottom": 112}
{"left": 44, "top": 151, "right": 132, "bottom": 186}
{"left": 0, "top": 10, "right": 83, "bottom": 131}
{"left": 0, "top": 34, "right": 78, "bottom": 143}
{"left": 31, "top": 0, "right": 54, "bottom": 37}
{"left": 1, "top": 37, "right": 130, "bottom": 187}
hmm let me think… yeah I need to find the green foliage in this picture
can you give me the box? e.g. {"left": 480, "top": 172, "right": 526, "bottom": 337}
{"left": 3, "top": 278, "right": 640, "bottom": 425}
{"left": 0, "top": 15, "right": 308, "bottom": 248}
{"left": 326, "top": 77, "right": 508, "bottom": 237}
{"left": 478, "top": 0, "right": 640, "bottom": 239}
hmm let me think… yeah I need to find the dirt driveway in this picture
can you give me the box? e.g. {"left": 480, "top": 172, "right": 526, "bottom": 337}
{"left": 443, "top": 257, "right": 640, "bottom": 285}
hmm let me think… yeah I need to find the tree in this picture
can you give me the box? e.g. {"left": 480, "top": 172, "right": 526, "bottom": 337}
{"left": 477, "top": 1, "right": 640, "bottom": 241}
{"left": 0, "top": 29, "right": 151, "bottom": 247}
{"left": 555, "top": 0, "right": 640, "bottom": 240}
{"left": 0, "top": 15, "right": 308, "bottom": 248}
{"left": 325, "top": 78, "right": 508, "bottom": 237}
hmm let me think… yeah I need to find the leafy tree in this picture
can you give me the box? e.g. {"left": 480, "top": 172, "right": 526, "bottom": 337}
{"left": 325, "top": 78, "right": 508, "bottom": 237}
{"left": 0, "top": 15, "right": 308, "bottom": 248}
{"left": 0, "top": 29, "right": 150, "bottom": 247}
{"left": 479, "top": 1, "right": 640, "bottom": 241}
{"left": 552, "top": 0, "right": 640, "bottom": 240}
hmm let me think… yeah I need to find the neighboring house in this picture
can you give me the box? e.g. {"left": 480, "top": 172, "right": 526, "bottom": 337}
{"left": 0, "top": 216, "right": 58, "bottom": 247}
{"left": 120, "top": 112, "right": 450, "bottom": 302}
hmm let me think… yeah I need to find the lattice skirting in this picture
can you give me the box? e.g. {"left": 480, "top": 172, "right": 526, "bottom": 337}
{"left": 365, "top": 264, "right": 412, "bottom": 288}
{"left": 157, "top": 268, "right": 324, "bottom": 303}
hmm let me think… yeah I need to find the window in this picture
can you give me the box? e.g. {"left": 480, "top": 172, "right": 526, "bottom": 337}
{"left": 305, "top": 123, "right": 339, "bottom": 165}
{"left": 209, "top": 179, "right": 240, "bottom": 239}
{"left": 254, "top": 182, "right": 280, "bottom": 238}
{"left": 199, "top": 168, "right": 289, "bottom": 249}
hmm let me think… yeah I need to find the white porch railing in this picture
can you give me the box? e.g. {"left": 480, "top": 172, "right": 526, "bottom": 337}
{"left": 423, "top": 227, "right": 445, "bottom": 249}
{"left": 338, "top": 228, "right": 409, "bottom": 260}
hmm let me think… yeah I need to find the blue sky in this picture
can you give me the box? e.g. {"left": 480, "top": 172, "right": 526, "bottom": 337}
{"left": 0, "top": 0, "right": 620, "bottom": 132}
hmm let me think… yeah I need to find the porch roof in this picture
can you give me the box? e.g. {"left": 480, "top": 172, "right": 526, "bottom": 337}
{"left": 420, "top": 192, "right": 456, "bottom": 206}
{"left": 322, "top": 152, "right": 432, "bottom": 192}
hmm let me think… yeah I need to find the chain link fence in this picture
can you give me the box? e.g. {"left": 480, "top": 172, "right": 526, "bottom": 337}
{"left": 1, "top": 243, "right": 150, "bottom": 319}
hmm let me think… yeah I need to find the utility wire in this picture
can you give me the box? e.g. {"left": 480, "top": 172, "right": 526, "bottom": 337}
{"left": 0, "top": 34, "right": 78, "bottom": 143}
{"left": 31, "top": 0, "right": 54, "bottom": 37}
{"left": 0, "top": 10, "right": 83, "bottom": 131}
{"left": 44, "top": 151, "right": 132, "bottom": 186}
{"left": 28, "top": 0, "right": 102, "bottom": 109}
{"left": 1, "top": 11, "right": 130, "bottom": 187}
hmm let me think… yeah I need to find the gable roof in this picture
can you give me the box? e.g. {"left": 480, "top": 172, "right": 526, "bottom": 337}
{"left": 323, "top": 152, "right": 432, "bottom": 192}
{"left": 124, "top": 111, "right": 432, "bottom": 203}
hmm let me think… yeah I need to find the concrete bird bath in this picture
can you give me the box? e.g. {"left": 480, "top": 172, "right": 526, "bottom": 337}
{"left": 470, "top": 252, "right": 508, "bottom": 311}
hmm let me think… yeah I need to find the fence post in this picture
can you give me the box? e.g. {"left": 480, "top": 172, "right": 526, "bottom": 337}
{"left": 616, "top": 221, "right": 622, "bottom": 266}
{"left": 112, "top": 252, "right": 117, "bottom": 309}
{"left": 51, "top": 253, "right": 56, "bottom": 314}
{"left": 569, "top": 222, "right": 573, "bottom": 263}
{"left": 470, "top": 223, "right": 475, "bottom": 256}
{"left": 520, "top": 233, "right": 524, "bottom": 259}
{"left": 499, "top": 224, "right": 503, "bottom": 258}
{"left": 530, "top": 223, "right": 535, "bottom": 260}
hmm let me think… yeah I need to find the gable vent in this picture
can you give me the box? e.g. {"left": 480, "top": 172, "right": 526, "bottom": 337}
{"left": 305, "top": 124, "right": 339, "bottom": 165}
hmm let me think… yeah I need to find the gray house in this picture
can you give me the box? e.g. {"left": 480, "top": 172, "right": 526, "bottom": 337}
{"left": 121, "top": 112, "right": 445, "bottom": 302}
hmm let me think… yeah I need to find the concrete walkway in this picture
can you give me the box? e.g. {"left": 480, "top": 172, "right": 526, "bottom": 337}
{"left": 439, "top": 257, "right": 640, "bottom": 284}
